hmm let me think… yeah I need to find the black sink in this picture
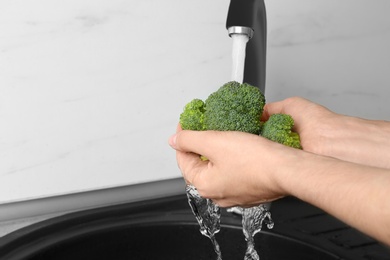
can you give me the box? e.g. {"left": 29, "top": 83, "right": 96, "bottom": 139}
{"left": 0, "top": 187, "right": 388, "bottom": 260}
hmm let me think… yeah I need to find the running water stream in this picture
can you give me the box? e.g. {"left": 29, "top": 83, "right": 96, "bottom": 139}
{"left": 231, "top": 33, "right": 249, "bottom": 83}
{"left": 231, "top": 32, "right": 274, "bottom": 259}
{"left": 185, "top": 32, "right": 273, "bottom": 260}
{"left": 186, "top": 185, "right": 222, "bottom": 260}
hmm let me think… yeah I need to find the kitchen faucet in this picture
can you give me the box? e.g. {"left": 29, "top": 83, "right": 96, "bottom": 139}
{"left": 226, "top": 0, "right": 267, "bottom": 94}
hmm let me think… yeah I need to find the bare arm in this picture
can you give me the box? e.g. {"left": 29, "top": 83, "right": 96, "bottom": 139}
{"left": 277, "top": 146, "right": 390, "bottom": 245}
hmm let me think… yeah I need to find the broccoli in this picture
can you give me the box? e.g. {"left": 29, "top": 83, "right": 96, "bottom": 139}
{"left": 179, "top": 81, "right": 301, "bottom": 150}
{"left": 180, "top": 81, "right": 265, "bottom": 134}
{"left": 204, "top": 81, "right": 265, "bottom": 134}
{"left": 261, "top": 114, "right": 302, "bottom": 149}
{"left": 180, "top": 99, "right": 206, "bottom": 131}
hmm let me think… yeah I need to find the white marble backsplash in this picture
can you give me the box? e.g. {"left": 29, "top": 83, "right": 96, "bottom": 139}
{"left": 265, "top": 0, "right": 390, "bottom": 118}
{"left": 1, "top": 0, "right": 389, "bottom": 205}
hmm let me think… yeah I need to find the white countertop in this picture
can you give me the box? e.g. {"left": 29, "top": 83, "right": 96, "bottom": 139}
{"left": 1, "top": 0, "right": 390, "bottom": 210}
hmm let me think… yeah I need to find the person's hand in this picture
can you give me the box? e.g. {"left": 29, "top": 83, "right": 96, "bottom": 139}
{"left": 169, "top": 127, "right": 295, "bottom": 207}
{"left": 262, "top": 97, "right": 390, "bottom": 169}
{"left": 262, "top": 97, "right": 339, "bottom": 156}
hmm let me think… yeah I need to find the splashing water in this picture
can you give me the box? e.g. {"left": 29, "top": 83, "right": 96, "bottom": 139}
{"left": 231, "top": 34, "right": 249, "bottom": 83}
{"left": 186, "top": 184, "right": 273, "bottom": 260}
{"left": 242, "top": 205, "right": 274, "bottom": 260}
{"left": 186, "top": 185, "right": 222, "bottom": 260}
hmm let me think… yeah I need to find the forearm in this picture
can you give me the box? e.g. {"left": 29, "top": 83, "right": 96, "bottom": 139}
{"left": 315, "top": 115, "right": 390, "bottom": 169}
{"left": 277, "top": 150, "right": 390, "bottom": 245}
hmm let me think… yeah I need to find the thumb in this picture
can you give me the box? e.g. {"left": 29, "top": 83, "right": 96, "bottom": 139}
{"left": 169, "top": 130, "right": 212, "bottom": 158}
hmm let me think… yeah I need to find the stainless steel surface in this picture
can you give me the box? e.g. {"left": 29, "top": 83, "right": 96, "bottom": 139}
{"left": 228, "top": 26, "right": 254, "bottom": 39}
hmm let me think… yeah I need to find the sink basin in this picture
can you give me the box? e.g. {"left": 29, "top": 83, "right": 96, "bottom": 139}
{"left": 0, "top": 183, "right": 388, "bottom": 260}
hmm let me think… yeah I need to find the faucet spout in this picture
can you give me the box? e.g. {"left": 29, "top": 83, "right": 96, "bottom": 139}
{"left": 226, "top": 0, "right": 267, "bottom": 93}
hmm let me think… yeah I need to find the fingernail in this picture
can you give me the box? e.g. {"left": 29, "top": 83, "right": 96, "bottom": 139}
{"left": 168, "top": 134, "right": 177, "bottom": 147}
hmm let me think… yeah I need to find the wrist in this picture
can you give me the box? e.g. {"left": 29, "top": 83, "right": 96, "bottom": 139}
{"left": 272, "top": 147, "right": 315, "bottom": 198}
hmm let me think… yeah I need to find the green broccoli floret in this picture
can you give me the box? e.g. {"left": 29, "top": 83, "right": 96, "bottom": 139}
{"left": 260, "top": 114, "right": 302, "bottom": 149}
{"left": 180, "top": 81, "right": 265, "bottom": 134}
{"left": 180, "top": 99, "right": 206, "bottom": 131}
{"left": 179, "top": 81, "right": 301, "bottom": 150}
{"left": 204, "top": 81, "right": 265, "bottom": 134}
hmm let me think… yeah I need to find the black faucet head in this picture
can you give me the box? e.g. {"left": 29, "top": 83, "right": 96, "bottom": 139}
{"left": 226, "top": 0, "right": 261, "bottom": 29}
{"left": 226, "top": 0, "right": 267, "bottom": 94}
